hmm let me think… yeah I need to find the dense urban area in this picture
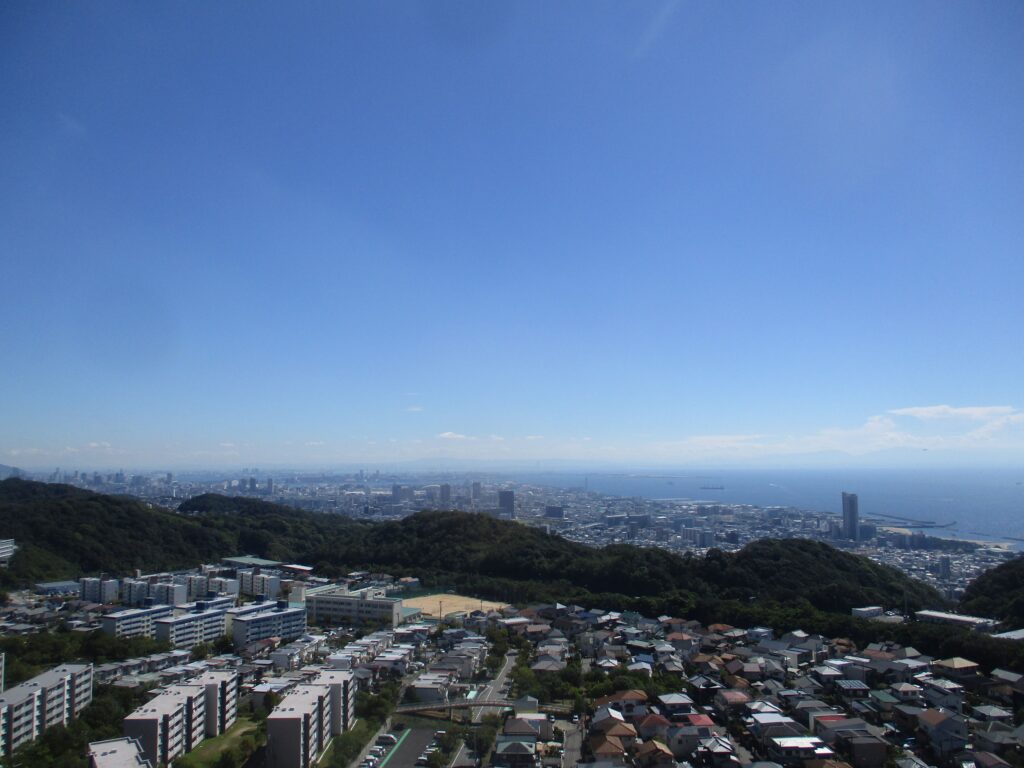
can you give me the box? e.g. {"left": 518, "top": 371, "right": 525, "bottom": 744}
{"left": 1, "top": 469, "right": 1023, "bottom": 768}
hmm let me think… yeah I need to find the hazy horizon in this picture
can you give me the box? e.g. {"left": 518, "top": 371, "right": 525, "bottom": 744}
{"left": 3, "top": 3, "right": 1023, "bottom": 470}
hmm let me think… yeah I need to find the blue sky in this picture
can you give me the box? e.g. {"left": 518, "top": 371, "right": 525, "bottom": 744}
{"left": 2, "top": 2, "right": 1023, "bottom": 469}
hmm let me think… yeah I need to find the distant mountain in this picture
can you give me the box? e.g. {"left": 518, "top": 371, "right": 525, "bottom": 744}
{"left": 959, "top": 555, "right": 1024, "bottom": 628}
{"left": 0, "top": 464, "right": 23, "bottom": 480}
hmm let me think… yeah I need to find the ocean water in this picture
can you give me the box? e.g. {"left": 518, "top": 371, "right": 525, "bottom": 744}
{"left": 515, "top": 468, "right": 1024, "bottom": 545}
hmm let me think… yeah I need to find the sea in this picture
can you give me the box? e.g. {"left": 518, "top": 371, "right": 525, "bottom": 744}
{"left": 512, "top": 467, "right": 1024, "bottom": 550}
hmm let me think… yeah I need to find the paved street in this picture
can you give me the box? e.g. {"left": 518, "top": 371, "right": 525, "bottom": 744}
{"left": 561, "top": 723, "right": 582, "bottom": 768}
{"left": 381, "top": 728, "right": 436, "bottom": 768}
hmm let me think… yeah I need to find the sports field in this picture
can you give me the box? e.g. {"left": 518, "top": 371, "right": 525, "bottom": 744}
{"left": 403, "top": 593, "right": 507, "bottom": 618}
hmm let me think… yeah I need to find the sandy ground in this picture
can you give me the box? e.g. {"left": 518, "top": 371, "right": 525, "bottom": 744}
{"left": 402, "top": 593, "right": 508, "bottom": 618}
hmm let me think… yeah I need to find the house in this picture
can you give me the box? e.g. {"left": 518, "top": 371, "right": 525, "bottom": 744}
{"left": 916, "top": 709, "right": 968, "bottom": 759}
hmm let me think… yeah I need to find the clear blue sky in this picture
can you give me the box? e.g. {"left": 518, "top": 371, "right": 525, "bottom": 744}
{"left": 3, "top": 2, "right": 1023, "bottom": 469}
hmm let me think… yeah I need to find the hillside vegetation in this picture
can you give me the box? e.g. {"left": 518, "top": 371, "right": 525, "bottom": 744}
{"left": 959, "top": 555, "right": 1024, "bottom": 627}
{"left": 1, "top": 479, "right": 940, "bottom": 615}
{"left": 8, "top": 479, "right": 1024, "bottom": 670}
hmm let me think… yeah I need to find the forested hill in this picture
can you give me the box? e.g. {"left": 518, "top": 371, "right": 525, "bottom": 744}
{"left": 0, "top": 480, "right": 942, "bottom": 617}
{"left": 959, "top": 555, "right": 1024, "bottom": 626}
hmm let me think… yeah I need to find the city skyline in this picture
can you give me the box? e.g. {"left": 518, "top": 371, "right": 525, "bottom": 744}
{"left": 3, "top": 3, "right": 1023, "bottom": 469}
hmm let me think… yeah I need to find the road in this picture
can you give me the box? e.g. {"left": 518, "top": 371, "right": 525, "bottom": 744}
{"left": 381, "top": 728, "right": 436, "bottom": 768}
{"left": 561, "top": 723, "right": 582, "bottom": 768}
{"left": 472, "top": 651, "right": 516, "bottom": 723}
{"left": 450, "top": 651, "right": 517, "bottom": 768}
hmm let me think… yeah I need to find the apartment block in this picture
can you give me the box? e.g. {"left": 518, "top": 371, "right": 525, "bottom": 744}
{"left": 232, "top": 602, "right": 306, "bottom": 648}
{"left": 150, "top": 582, "right": 187, "bottom": 606}
{"left": 154, "top": 608, "right": 227, "bottom": 649}
{"left": 123, "top": 684, "right": 205, "bottom": 767}
{"left": 121, "top": 579, "right": 150, "bottom": 607}
{"left": 305, "top": 586, "right": 403, "bottom": 628}
{"left": 266, "top": 685, "right": 332, "bottom": 768}
{"left": 310, "top": 669, "right": 356, "bottom": 734}
{"left": 87, "top": 736, "right": 152, "bottom": 768}
{"left": 0, "top": 663, "right": 93, "bottom": 755}
{"left": 101, "top": 604, "right": 173, "bottom": 639}
{"left": 193, "top": 670, "right": 239, "bottom": 737}
{"left": 80, "top": 578, "right": 120, "bottom": 604}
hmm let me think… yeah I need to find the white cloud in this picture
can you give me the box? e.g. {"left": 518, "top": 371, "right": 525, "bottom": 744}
{"left": 305, "top": 440, "right": 325, "bottom": 447}
{"left": 525, "top": 435, "right": 545, "bottom": 441}
{"left": 219, "top": 442, "right": 236, "bottom": 448}
{"left": 888, "top": 405, "right": 1017, "bottom": 421}
{"left": 490, "top": 435, "right": 505, "bottom": 441}
{"left": 438, "top": 431, "right": 468, "bottom": 440}
{"left": 87, "top": 441, "right": 112, "bottom": 449}
{"left": 405, "top": 405, "right": 424, "bottom": 412}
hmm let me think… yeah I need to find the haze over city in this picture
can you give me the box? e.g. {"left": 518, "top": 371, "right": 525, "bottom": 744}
{"left": 3, "top": 3, "right": 1023, "bottom": 469}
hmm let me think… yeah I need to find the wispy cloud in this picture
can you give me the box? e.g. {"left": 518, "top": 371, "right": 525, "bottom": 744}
{"left": 405, "top": 405, "right": 424, "bottom": 413}
{"left": 634, "top": 0, "right": 681, "bottom": 57}
{"left": 305, "top": 440, "right": 325, "bottom": 447}
{"left": 438, "top": 431, "right": 469, "bottom": 440}
{"left": 889, "top": 404, "right": 1017, "bottom": 421}
{"left": 525, "top": 435, "right": 545, "bottom": 441}
{"left": 219, "top": 441, "right": 236, "bottom": 448}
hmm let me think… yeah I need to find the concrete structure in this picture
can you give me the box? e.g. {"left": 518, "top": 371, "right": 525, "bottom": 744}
{"left": 154, "top": 608, "right": 227, "bottom": 649}
{"left": 310, "top": 669, "right": 357, "bottom": 733}
{"left": 121, "top": 579, "right": 150, "bottom": 607}
{"left": 499, "top": 489, "right": 515, "bottom": 518}
{"left": 150, "top": 582, "right": 187, "bottom": 606}
{"left": 0, "top": 539, "right": 16, "bottom": 567}
{"left": 101, "top": 604, "right": 173, "bottom": 639}
{"left": 232, "top": 602, "right": 307, "bottom": 647}
{"left": 81, "top": 577, "right": 120, "bottom": 604}
{"left": 842, "top": 492, "right": 859, "bottom": 541}
{"left": 915, "top": 610, "right": 998, "bottom": 632}
{"left": 123, "top": 684, "right": 205, "bottom": 767}
{"left": 266, "top": 684, "right": 332, "bottom": 768}
{"left": 0, "top": 663, "right": 93, "bottom": 755}
{"left": 194, "top": 670, "right": 239, "bottom": 737}
{"left": 87, "top": 737, "right": 152, "bottom": 768}
{"left": 306, "top": 585, "right": 403, "bottom": 628}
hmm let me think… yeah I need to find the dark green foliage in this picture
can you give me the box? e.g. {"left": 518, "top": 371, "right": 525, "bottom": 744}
{"left": 0, "top": 632, "right": 169, "bottom": 687}
{"left": 959, "top": 555, "right": 1024, "bottom": 626}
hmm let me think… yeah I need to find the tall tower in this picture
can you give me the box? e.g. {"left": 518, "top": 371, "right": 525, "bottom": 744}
{"left": 842, "top": 492, "right": 859, "bottom": 541}
{"left": 498, "top": 490, "right": 515, "bottom": 519}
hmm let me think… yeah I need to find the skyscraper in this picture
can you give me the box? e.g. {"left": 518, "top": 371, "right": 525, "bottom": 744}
{"left": 842, "top": 492, "right": 859, "bottom": 541}
{"left": 471, "top": 482, "right": 481, "bottom": 501}
{"left": 439, "top": 484, "right": 451, "bottom": 506}
{"left": 498, "top": 490, "right": 515, "bottom": 519}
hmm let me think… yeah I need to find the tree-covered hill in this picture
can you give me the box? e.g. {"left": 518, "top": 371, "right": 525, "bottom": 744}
{"left": 0, "top": 480, "right": 235, "bottom": 583}
{"left": 1, "top": 480, "right": 942, "bottom": 617}
{"left": 959, "top": 555, "right": 1024, "bottom": 627}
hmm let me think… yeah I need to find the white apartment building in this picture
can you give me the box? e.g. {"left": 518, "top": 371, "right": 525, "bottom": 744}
{"left": 310, "top": 669, "right": 356, "bottom": 734}
{"left": 154, "top": 608, "right": 227, "bottom": 649}
{"left": 121, "top": 579, "right": 150, "bottom": 607}
{"left": 0, "top": 663, "right": 93, "bottom": 755}
{"left": 266, "top": 684, "right": 332, "bottom": 768}
{"left": 209, "top": 577, "right": 240, "bottom": 596}
{"left": 80, "top": 578, "right": 120, "bottom": 604}
{"left": 0, "top": 539, "right": 16, "bottom": 567}
{"left": 101, "top": 604, "right": 173, "bottom": 639}
{"left": 193, "top": 670, "right": 239, "bottom": 737}
{"left": 305, "top": 586, "right": 403, "bottom": 628}
{"left": 150, "top": 582, "right": 187, "bottom": 606}
{"left": 232, "top": 603, "right": 306, "bottom": 648}
{"left": 123, "top": 684, "right": 205, "bottom": 767}
{"left": 87, "top": 736, "right": 152, "bottom": 768}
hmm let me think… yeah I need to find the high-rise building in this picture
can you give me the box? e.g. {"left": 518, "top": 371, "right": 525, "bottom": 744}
{"left": 471, "top": 481, "right": 481, "bottom": 500}
{"left": 498, "top": 490, "right": 515, "bottom": 519}
{"left": 842, "top": 492, "right": 859, "bottom": 541}
{"left": 266, "top": 477, "right": 274, "bottom": 494}
{"left": 391, "top": 484, "right": 402, "bottom": 503}
{"left": 439, "top": 484, "right": 451, "bottom": 506}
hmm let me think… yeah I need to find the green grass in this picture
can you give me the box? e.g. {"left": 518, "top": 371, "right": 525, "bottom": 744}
{"left": 172, "top": 714, "right": 261, "bottom": 768}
